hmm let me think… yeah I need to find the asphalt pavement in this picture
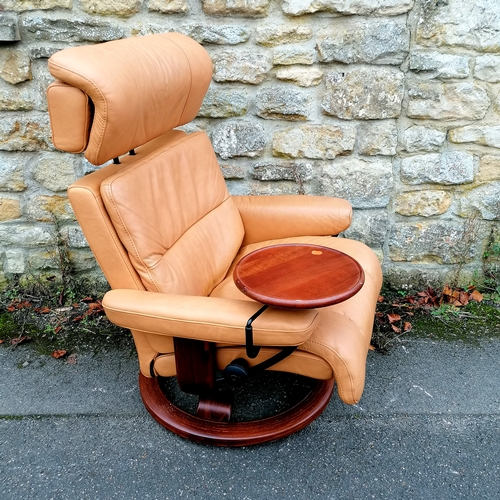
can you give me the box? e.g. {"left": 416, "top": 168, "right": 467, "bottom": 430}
{"left": 1, "top": 338, "right": 499, "bottom": 500}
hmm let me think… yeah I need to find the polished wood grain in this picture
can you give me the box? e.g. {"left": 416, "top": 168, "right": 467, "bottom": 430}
{"left": 139, "top": 373, "right": 335, "bottom": 447}
{"left": 234, "top": 244, "right": 365, "bottom": 309}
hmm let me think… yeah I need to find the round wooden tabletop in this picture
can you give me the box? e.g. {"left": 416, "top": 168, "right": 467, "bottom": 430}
{"left": 233, "top": 244, "right": 365, "bottom": 309}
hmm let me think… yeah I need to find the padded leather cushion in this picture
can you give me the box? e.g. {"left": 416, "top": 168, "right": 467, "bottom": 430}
{"left": 48, "top": 33, "right": 212, "bottom": 165}
{"left": 100, "top": 131, "right": 245, "bottom": 296}
{"left": 47, "top": 81, "right": 92, "bottom": 154}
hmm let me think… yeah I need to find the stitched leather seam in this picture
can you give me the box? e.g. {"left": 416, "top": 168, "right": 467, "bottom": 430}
{"left": 102, "top": 183, "right": 160, "bottom": 292}
{"left": 148, "top": 194, "right": 233, "bottom": 271}
{"left": 104, "top": 307, "right": 316, "bottom": 337}
{"left": 98, "top": 46, "right": 142, "bottom": 151}
{"left": 49, "top": 58, "right": 108, "bottom": 165}
{"left": 161, "top": 34, "right": 194, "bottom": 128}
{"left": 68, "top": 185, "right": 146, "bottom": 291}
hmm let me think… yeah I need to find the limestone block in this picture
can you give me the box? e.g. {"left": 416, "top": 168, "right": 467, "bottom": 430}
{"left": 0, "top": 50, "right": 32, "bottom": 85}
{"left": 256, "top": 87, "right": 309, "bottom": 121}
{"left": 0, "top": 115, "right": 51, "bottom": 152}
{"left": 356, "top": 121, "right": 397, "bottom": 156}
{"left": 61, "top": 225, "right": 89, "bottom": 248}
{"left": 282, "top": 0, "right": 414, "bottom": 16}
{"left": 474, "top": 55, "right": 500, "bottom": 83}
{"left": 21, "top": 16, "right": 124, "bottom": 43}
{"left": 29, "top": 47, "right": 62, "bottom": 60}
{"left": 416, "top": 0, "right": 500, "bottom": 52}
{"left": 273, "top": 124, "right": 356, "bottom": 160}
{"left": 400, "top": 152, "right": 474, "bottom": 185}
{"left": 320, "top": 157, "right": 393, "bottom": 208}
{"left": 4, "top": 249, "right": 25, "bottom": 274}
{"left": 459, "top": 182, "right": 500, "bottom": 221}
{"left": 1, "top": 0, "right": 72, "bottom": 10}
{"left": 395, "top": 190, "right": 451, "bottom": 217}
{"left": 276, "top": 67, "right": 323, "bottom": 87}
{"left": 0, "top": 87, "right": 35, "bottom": 111}
{"left": 255, "top": 25, "right": 312, "bottom": 47}
{"left": 407, "top": 82, "right": 490, "bottom": 121}
{"left": 180, "top": 24, "right": 249, "bottom": 45}
{"left": 402, "top": 126, "right": 446, "bottom": 153}
{"left": 249, "top": 181, "right": 310, "bottom": 196}
{"left": 477, "top": 155, "right": 500, "bottom": 183}
{"left": 199, "top": 87, "right": 248, "bottom": 118}
{"left": 449, "top": 125, "right": 500, "bottom": 149}
{"left": 80, "top": 0, "right": 142, "bottom": 17}
{"left": 409, "top": 51, "right": 470, "bottom": 79}
{"left": 220, "top": 164, "right": 246, "bottom": 180}
{"left": 0, "top": 13, "right": 20, "bottom": 42}
{"left": 27, "top": 251, "right": 60, "bottom": 272}
{"left": 25, "top": 195, "right": 75, "bottom": 222}
{"left": 342, "top": 211, "right": 388, "bottom": 247}
{"left": 0, "top": 224, "right": 53, "bottom": 247}
{"left": 202, "top": 0, "right": 270, "bottom": 16}
{"left": 316, "top": 18, "right": 409, "bottom": 65}
{"left": 273, "top": 47, "right": 315, "bottom": 66}
{"left": 0, "top": 198, "right": 21, "bottom": 222}
{"left": 33, "top": 154, "right": 79, "bottom": 190}
{"left": 252, "top": 161, "right": 313, "bottom": 181}
{"left": 69, "top": 249, "right": 98, "bottom": 271}
{"left": 212, "top": 51, "right": 272, "bottom": 84}
{"left": 211, "top": 121, "right": 266, "bottom": 160}
{"left": 0, "top": 153, "right": 27, "bottom": 191}
{"left": 148, "top": 0, "right": 187, "bottom": 13}
{"left": 389, "top": 221, "right": 476, "bottom": 264}
{"left": 322, "top": 67, "right": 404, "bottom": 120}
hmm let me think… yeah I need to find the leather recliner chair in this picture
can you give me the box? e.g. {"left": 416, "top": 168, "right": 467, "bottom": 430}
{"left": 46, "top": 33, "right": 382, "bottom": 446}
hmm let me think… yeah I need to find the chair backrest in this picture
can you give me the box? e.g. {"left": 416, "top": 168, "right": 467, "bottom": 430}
{"left": 48, "top": 34, "right": 244, "bottom": 295}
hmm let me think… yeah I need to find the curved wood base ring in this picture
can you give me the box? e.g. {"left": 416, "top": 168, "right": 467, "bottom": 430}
{"left": 139, "top": 373, "right": 335, "bottom": 447}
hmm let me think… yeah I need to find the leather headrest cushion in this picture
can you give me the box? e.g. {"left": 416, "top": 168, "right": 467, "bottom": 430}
{"left": 47, "top": 33, "right": 212, "bottom": 165}
{"left": 47, "top": 81, "right": 93, "bottom": 154}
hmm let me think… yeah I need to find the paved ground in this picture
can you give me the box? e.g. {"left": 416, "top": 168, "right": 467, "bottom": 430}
{"left": 1, "top": 338, "right": 500, "bottom": 500}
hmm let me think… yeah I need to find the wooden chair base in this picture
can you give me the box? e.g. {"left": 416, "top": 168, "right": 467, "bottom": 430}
{"left": 139, "top": 373, "right": 335, "bottom": 447}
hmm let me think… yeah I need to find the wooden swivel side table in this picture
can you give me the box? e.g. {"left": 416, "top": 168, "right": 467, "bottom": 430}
{"left": 234, "top": 243, "right": 365, "bottom": 359}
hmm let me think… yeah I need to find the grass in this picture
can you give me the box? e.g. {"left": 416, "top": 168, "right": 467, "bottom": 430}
{"left": 0, "top": 274, "right": 133, "bottom": 357}
{"left": 372, "top": 286, "right": 500, "bottom": 352}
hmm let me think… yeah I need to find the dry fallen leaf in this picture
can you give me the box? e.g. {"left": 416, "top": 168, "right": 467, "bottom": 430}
{"left": 471, "top": 290, "right": 483, "bottom": 302}
{"left": 377, "top": 295, "right": 385, "bottom": 303}
{"left": 51, "top": 349, "right": 67, "bottom": 359}
{"left": 404, "top": 322, "right": 412, "bottom": 332}
{"left": 391, "top": 324, "right": 401, "bottom": 333}
{"left": 11, "top": 336, "right": 30, "bottom": 346}
{"left": 387, "top": 313, "right": 402, "bottom": 323}
{"left": 0, "top": 339, "right": 4, "bottom": 344}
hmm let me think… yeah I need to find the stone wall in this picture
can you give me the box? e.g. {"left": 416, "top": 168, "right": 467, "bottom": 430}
{"left": 0, "top": 0, "right": 499, "bottom": 288}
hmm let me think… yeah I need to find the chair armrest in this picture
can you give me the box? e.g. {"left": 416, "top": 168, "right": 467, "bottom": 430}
{"left": 102, "top": 289, "right": 319, "bottom": 347}
{"left": 232, "top": 195, "right": 352, "bottom": 246}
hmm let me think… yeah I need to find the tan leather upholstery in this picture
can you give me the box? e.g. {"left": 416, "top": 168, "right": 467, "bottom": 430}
{"left": 48, "top": 33, "right": 212, "bottom": 165}
{"left": 47, "top": 81, "right": 92, "bottom": 154}
{"left": 47, "top": 33, "right": 382, "bottom": 407}
{"left": 233, "top": 195, "right": 352, "bottom": 246}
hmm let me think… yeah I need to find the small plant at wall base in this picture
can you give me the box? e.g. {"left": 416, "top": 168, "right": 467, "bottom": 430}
{"left": 0, "top": 219, "right": 131, "bottom": 356}
{"left": 481, "top": 226, "right": 500, "bottom": 305}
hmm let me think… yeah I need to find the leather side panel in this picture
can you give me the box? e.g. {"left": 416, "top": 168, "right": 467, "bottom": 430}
{"left": 47, "top": 81, "right": 92, "bottom": 154}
